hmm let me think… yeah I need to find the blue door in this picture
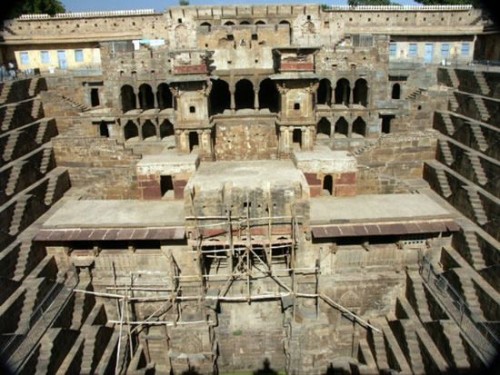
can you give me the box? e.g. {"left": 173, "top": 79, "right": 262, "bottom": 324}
{"left": 424, "top": 43, "right": 434, "bottom": 64}
{"left": 57, "top": 50, "right": 67, "bottom": 69}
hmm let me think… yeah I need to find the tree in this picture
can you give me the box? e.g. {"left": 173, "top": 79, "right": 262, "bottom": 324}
{"left": 413, "top": 0, "right": 480, "bottom": 5}
{"left": 5, "top": 0, "right": 66, "bottom": 20}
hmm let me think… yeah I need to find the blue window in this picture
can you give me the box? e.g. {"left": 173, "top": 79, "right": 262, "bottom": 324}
{"left": 20, "top": 51, "right": 29, "bottom": 65}
{"left": 40, "top": 51, "right": 50, "bottom": 64}
{"left": 441, "top": 43, "right": 450, "bottom": 58}
{"left": 408, "top": 43, "right": 417, "bottom": 57}
{"left": 461, "top": 42, "right": 470, "bottom": 56}
{"left": 74, "top": 49, "right": 84, "bottom": 62}
{"left": 389, "top": 43, "right": 397, "bottom": 57}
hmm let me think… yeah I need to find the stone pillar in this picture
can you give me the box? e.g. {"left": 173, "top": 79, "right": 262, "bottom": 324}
{"left": 153, "top": 89, "right": 159, "bottom": 109}
{"left": 303, "top": 126, "right": 311, "bottom": 150}
{"left": 230, "top": 88, "right": 236, "bottom": 112}
{"left": 254, "top": 89, "right": 259, "bottom": 110}
{"left": 202, "top": 129, "right": 212, "bottom": 156}
{"left": 347, "top": 120, "right": 353, "bottom": 138}
{"left": 177, "top": 129, "right": 187, "bottom": 153}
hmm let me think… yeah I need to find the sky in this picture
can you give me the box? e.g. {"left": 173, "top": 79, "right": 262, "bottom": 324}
{"left": 61, "top": 0, "right": 421, "bottom": 13}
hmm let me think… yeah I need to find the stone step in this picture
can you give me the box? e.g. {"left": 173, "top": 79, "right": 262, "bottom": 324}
{"left": 400, "top": 321, "right": 426, "bottom": 375}
{"left": 458, "top": 276, "right": 486, "bottom": 321}
{"left": 2, "top": 131, "right": 20, "bottom": 162}
{"left": 463, "top": 231, "right": 487, "bottom": 270}
{"left": 438, "top": 138, "right": 454, "bottom": 166}
{"left": 440, "top": 320, "right": 471, "bottom": 370}
{"left": 9, "top": 195, "right": 29, "bottom": 236}
{"left": 407, "top": 271, "right": 432, "bottom": 322}
{"left": 467, "top": 152, "right": 488, "bottom": 186}
{"left": 1, "top": 106, "right": 16, "bottom": 132}
{"left": 473, "top": 96, "right": 490, "bottom": 122}
{"left": 447, "top": 69, "right": 460, "bottom": 88}
{"left": 44, "top": 175, "right": 58, "bottom": 206}
{"left": 468, "top": 122, "right": 489, "bottom": 152}
{"left": 435, "top": 167, "right": 452, "bottom": 198}
{"left": 440, "top": 112, "right": 455, "bottom": 136}
{"left": 0, "top": 84, "right": 11, "bottom": 104}
{"left": 28, "top": 78, "right": 39, "bottom": 97}
{"left": 15, "top": 278, "right": 46, "bottom": 334}
{"left": 448, "top": 94, "right": 459, "bottom": 112}
{"left": 5, "top": 161, "right": 25, "bottom": 196}
{"left": 13, "top": 241, "right": 33, "bottom": 282}
{"left": 474, "top": 71, "right": 490, "bottom": 96}
{"left": 35, "top": 120, "right": 49, "bottom": 144}
{"left": 39, "top": 146, "right": 52, "bottom": 174}
{"left": 464, "top": 187, "right": 488, "bottom": 226}
{"left": 33, "top": 328, "right": 60, "bottom": 374}
{"left": 31, "top": 99, "right": 42, "bottom": 119}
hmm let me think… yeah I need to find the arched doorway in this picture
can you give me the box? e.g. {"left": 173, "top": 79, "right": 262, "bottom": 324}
{"left": 317, "top": 79, "right": 332, "bottom": 106}
{"left": 335, "top": 79, "right": 350, "bottom": 106}
{"left": 138, "top": 84, "right": 155, "bottom": 110}
{"left": 352, "top": 117, "right": 366, "bottom": 137}
{"left": 142, "top": 120, "right": 157, "bottom": 140}
{"left": 353, "top": 79, "right": 368, "bottom": 107}
{"left": 200, "top": 22, "right": 211, "bottom": 32}
{"left": 334, "top": 117, "right": 349, "bottom": 138}
{"left": 279, "top": 20, "right": 292, "bottom": 43}
{"left": 90, "top": 88, "right": 100, "bottom": 107}
{"left": 223, "top": 21, "right": 235, "bottom": 26}
{"left": 391, "top": 83, "right": 401, "bottom": 99}
{"left": 123, "top": 120, "right": 139, "bottom": 141}
{"left": 259, "top": 78, "right": 279, "bottom": 113}
{"left": 157, "top": 83, "right": 173, "bottom": 109}
{"left": 99, "top": 121, "right": 109, "bottom": 137}
{"left": 255, "top": 20, "right": 266, "bottom": 25}
{"left": 317, "top": 118, "right": 331, "bottom": 138}
{"left": 292, "top": 128, "right": 302, "bottom": 149}
{"left": 160, "top": 120, "right": 174, "bottom": 139}
{"left": 120, "top": 85, "right": 136, "bottom": 112}
{"left": 209, "top": 79, "right": 231, "bottom": 115}
{"left": 235, "top": 79, "right": 254, "bottom": 110}
{"left": 189, "top": 131, "right": 199, "bottom": 152}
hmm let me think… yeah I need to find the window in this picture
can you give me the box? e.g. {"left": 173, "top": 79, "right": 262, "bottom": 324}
{"left": 74, "top": 49, "right": 84, "bottom": 62}
{"left": 441, "top": 43, "right": 450, "bottom": 58}
{"left": 461, "top": 42, "right": 470, "bottom": 56}
{"left": 40, "top": 51, "right": 50, "bottom": 64}
{"left": 293, "top": 103, "right": 300, "bottom": 110}
{"left": 189, "top": 106, "right": 196, "bottom": 113}
{"left": 20, "top": 51, "right": 29, "bottom": 65}
{"left": 389, "top": 43, "right": 397, "bottom": 57}
{"left": 408, "top": 43, "right": 417, "bottom": 57}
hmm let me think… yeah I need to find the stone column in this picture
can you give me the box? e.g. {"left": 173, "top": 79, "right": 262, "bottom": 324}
{"left": 230, "top": 88, "right": 236, "bottom": 112}
{"left": 153, "top": 89, "right": 159, "bottom": 109}
{"left": 347, "top": 120, "right": 353, "bottom": 138}
{"left": 254, "top": 89, "right": 259, "bottom": 110}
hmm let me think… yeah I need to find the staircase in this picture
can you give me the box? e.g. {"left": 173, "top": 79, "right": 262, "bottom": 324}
{"left": 464, "top": 186, "right": 488, "bottom": 226}
{"left": 81, "top": 326, "right": 99, "bottom": 373}
{"left": 438, "top": 138, "right": 454, "bottom": 166}
{"left": 463, "top": 231, "right": 486, "bottom": 270}
{"left": 3, "top": 131, "right": 20, "bottom": 162}
{"left": 31, "top": 99, "right": 42, "bottom": 119}
{"left": 407, "top": 271, "right": 432, "bottom": 322}
{"left": 440, "top": 321, "right": 470, "bottom": 370}
{"left": 405, "top": 88, "right": 425, "bottom": 100}
{"left": 367, "top": 323, "right": 389, "bottom": 371}
{"left": 1, "top": 105, "right": 15, "bottom": 132}
{"left": 401, "top": 321, "right": 426, "bottom": 375}
{"left": 35, "top": 120, "right": 49, "bottom": 144}
{"left": 61, "top": 96, "right": 90, "bottom": 112}
{"left": 39, "top": 147, "right": 52, "bottom": 174}
{"left": 5, "top": 162, "right": 25, "bottom": 196}
{"left": 448, "top": 93, "right": 459, "bottom": 112}
{"left": 13, "top": 241, "right": 33, "bottom": 282}
{"left": 459, "top": 276, "right": 486, "bottom": 322}
{"left": 474, "top": 71, "right": 490, "bottom": 96}
{"left": 447, "top": 69, "right": 460, "bottom": 88}
{"left": 28, "top": 78, "right": 39, "bottom": 97}
{"left": 469, "top": 122, "right": 489, "bottom": 152}
{"left": 0, "top": 84, "right": 11, "bottom": 104}
{"left": 473, "top": 96, "right": 490, "bottom": 122}
{"left": 440, "top": 112, "right": 455, "bottom": 136}
{"left": 44, "top": 174, "right": 58, "bottom": 206}
{"left": 9, "top": 195, "right": 29, "bottom": 235}
{"left": 467, "top": 152, "right": 488, "bottom": 186}
{"left": 33, "top": 328, "right": 60, "bottom": 374}
{"left": 15, "top": 278, "right": 45, "bottom": 334}
{"left": 435, "top": 167, "right": 452, "bottom": 198}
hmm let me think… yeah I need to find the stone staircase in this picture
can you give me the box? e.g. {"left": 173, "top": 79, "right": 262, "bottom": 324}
{"left": 448, "top": 93, "right": 459, "bottom": 112}
{"left": 463, "top": 186, "right": 488, "bottom": 226}
{"left": 463, "top": 231, "right": 487, "bottom": 270}
{"left": 447, "top": 69, "right": 460, "bottom": 88}
{"left": 61, "top": 95, "right": 90, "bottom": 112}
{"left": 438, "top": 138, "right": 454, "bottom": 166}
{"left": 35, "top": 120, "right": 49, "bottom": 144}
{"left": 367, "top": 323, "right": 389, "bottom": 371}
{"left": 33, "top": 328, "right": 60, "bottom": 374}
{"left": 440, "top": 320, "right": 470, "bottom": 370}
{"left": 13, "top": 241, "right": 35, "bottom": 282}
{"left": 467, "top": 151, "right": 488, "bottom": 186}
{"left": 5, "top": 161, "right": 25, "bottom": 196}
{"left": 474, "top": 71, "right": 490, "bottom": 96}
{"left": 15, "top": 278, "right": 47, "bottom": 334}
{"left": 406, "top": 271, "right": 432, "bottom": 322}
{"left": 31, "top": 99, "right": 42, "bottom": 119}
{"left": 472, "top": 96, "right": 490, "bottom": 122}
{"left": 405, "top": 87, "right": 425, "bottom": 100}
{"left": 435, "top": 166, "right": 452, "bottom": 198}
{"left": 28, "top": 78, "right": 40, "bottom": 97}
{"left": 458, "top": 275, "right": 486, "bottom": 322}
{"left": 374, "top": 318, "right": 412, "bottom": 373}
{"left": 81, "top": 326, "right": 99, "bottom": 373}
{"left": 468, "top": 121, "right": 489, "bottom": 152}
{"left": 400, "top": 321, "right": 426, "bottom": 375}
{"left": 39, "top": 146, "right": 52, "bottom": 174}
{"left": 9, "top": 195, "right": 29, "bottom": 235}
{"left": 2, "top": 131, "right": 20, "bottom": 162}
{"left": 1, "top": 105, "right": 15, "bottom": 132}
{"left": 440, "top": 111, "right": 455, "bottom": 136}
{"left": 0, "top": 84, "right": 11, "bottom": 104}
{"left": 44, "top": 173, "right": 59, "bottom": 206}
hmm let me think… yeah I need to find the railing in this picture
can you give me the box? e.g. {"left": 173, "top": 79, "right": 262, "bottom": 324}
{"left": 420, "top": 255, "right": 499, "bottom": 365}
{"left": 18, "top": 9, "right": 156, "bottom": 20}
{"left": 323, "top": 5, "right": 473, "bottom": 11}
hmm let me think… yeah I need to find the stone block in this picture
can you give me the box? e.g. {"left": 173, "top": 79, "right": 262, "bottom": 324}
{"left": 335, "top": 184, "right": 356, "bottom": 197}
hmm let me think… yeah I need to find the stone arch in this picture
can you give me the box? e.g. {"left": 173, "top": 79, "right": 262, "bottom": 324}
{"left": 157, "top": 83, "right": 173, "bottom": 109}
{"left": 174, "top": 24, "right": 189, "bottom": 48}
{"left": 138, "top": 83, "right": 154, "bottom": 110}
{"left": 334, "top": 78, "right": 351, "bottom": 106}
{"left": 123, "top": 120, "right": 139, "bottom": 141}
{"left": 353, "top": 78, "right": 368, "bottom": 107}
{"left": 120, "top": 85, "right": 136, "bottom": 112}
{"left": 142, "top": 120, "right": 157, "bottom": 140}
{"left": 317, "top": 118, "right": 331, "bottom": 138}
{"left": 317, "top": 78, "right": 332, "bottom": 105}
{"left": 339, "top": 290, "right": 361, "bottom": 309}
{"left": 200, "top": 22, "right": 211, "bottom": 31}
{"left": 223, "top": 21, "right": 235, "bottom": 26}
{"left": 240, "top": 20, "right": 251, "bottom": 25}
{"left": 235, "top": 79, "right": 254, "bottom": 110}
{"left": 209, "top": 79, "right": 231, "bottom": 115}
{"left": 255, "top": 20, "right": 266, "bottom": 25}
{"left": 352, "top": 117, "right": 366, "bottom": 137}
{"left": 392, "top": 83, "right": 401, "bottom": 99}
{"left": 279, "top": 20, "right": 292, "bottom": 43}
{"left": 159, "top": 120, "right": 174, "bottom": 139}
{"left": 259, "top": 78, "right": 279, "bottom": 113}
{"left": 334, "top": 117, "right": 349, "bottom": 138}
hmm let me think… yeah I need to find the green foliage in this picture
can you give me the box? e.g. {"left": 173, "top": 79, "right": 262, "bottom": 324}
{"left": 413, "top": 0, "right": 480, "bottom": 5}
{"left": 179, "top": 0, "right": 190, "bottom": 6}
{"left": 6, "top": 0, "right": 65, "bottom": 19}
